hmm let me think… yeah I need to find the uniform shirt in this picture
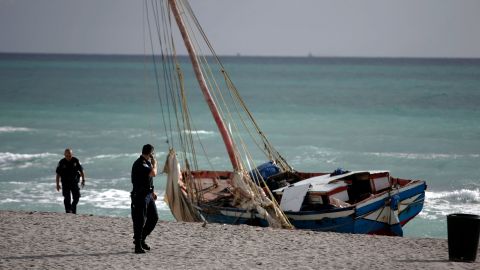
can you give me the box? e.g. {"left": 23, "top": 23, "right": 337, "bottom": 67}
{"left": 56, "top": 157, "right": 83, "bottom": 183}
{"left": 131, "top": 155, "right": 154, "bottom": 195}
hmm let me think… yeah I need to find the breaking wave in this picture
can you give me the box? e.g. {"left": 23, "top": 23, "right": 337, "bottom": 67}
{"left": 82, "top": 153, "right": 139, "bottom": 164}
{"left": 82, "top": 152, "right": 166, "bottom": 165}
{"left": 366, "top": 152, "right": 479, "bottom": 160}
{"left": 80, "top": 189, "right": 132, "bottom": 209}
{"left": 80, "top": 189, "right": 168, "bottom": 211}
{"left": 0, "top": 152, "right": 58, "bottom": 170}
{"left": 288, "top": 146, "right": 479, "bottom": 169}
{"left": 0, "top": 126, "right": 33, "bottom": 133}
{"left": 420, "top": 189, "right": 480, "bottom": 220}
{"left": 183, "top": 129, "right": 215, "bottom": 135}
{"left": 0, "top": 179, "right": 170, "bottom": 214}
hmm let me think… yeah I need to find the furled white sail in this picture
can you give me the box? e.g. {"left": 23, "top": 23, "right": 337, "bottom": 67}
{"left": 164, "top": 149, "right": 200, "bottom": 222}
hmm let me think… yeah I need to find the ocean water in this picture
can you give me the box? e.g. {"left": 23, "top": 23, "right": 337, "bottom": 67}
{"left": 1, "top": 53, "right": 479, "bottom": 238}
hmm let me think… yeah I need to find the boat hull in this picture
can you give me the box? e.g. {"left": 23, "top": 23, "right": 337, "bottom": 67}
{"left": 198, "top": 181, "right": 426, "bottom": 235}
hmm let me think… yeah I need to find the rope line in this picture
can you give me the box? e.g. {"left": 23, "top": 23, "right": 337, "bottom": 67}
{"left": 145, "top": 0, "right": 293, "bottom": 227}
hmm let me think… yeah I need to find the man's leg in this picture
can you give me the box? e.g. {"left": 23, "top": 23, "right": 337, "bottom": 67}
{"left": 62, "top": 185, "right": 72, "bottom": 213}
{"left": 70, "top": 184, "right": 80, "bottom": 214}
{"left": 131, "top": 194, "right": 147, "bottom": 253}
{"left": 141, "top": 193, "right": 159, "bottom": 246}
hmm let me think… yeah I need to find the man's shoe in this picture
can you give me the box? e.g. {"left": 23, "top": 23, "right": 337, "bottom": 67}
{"left": 141, "top": 241, "right": 151, "bottom": 251}
{"left": 134, "top": 241, "right": 146, "bottom": 254}
{"left": 135, "top": 246, "right": 146, "bottom": 254}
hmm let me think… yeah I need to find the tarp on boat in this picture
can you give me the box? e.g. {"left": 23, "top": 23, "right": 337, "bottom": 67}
{"left": 249, "top": 161, "right": 280, "bottom": 182}
{"left": 280, "top": 184, "right": 310, "bottom": 211}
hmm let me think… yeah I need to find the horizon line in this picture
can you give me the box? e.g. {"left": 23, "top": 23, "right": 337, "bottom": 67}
{"left": 1, "top": 51, "right": 479, "bottom": 61}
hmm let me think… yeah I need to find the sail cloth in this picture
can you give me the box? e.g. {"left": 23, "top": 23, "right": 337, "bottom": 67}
{"left": 163, "top": 149, "right": 200, "bottom": 222}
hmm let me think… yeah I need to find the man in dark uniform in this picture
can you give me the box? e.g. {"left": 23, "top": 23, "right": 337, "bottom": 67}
{"left": 56, "top": 148, "right": 85, "bottom": 214}
{"left": 131, "top": 144, "right": 159, "bottom": 254}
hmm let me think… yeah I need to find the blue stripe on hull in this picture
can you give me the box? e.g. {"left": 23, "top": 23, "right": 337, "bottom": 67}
{"left": 354, "top": 218, "right": 392, "bottom": 234}
{"left": 201, "top": 207, "right": 270, "bottom": 227}
{"left": 290, "top": 216, "right": 355, "bottom": 232}
{"left": 204, "top": 214, "right": 253, "bottom": 226}
{"left": 356, "top": 198, "right": 385, "bottom": 217}
{"left": 397, "top": 182, "right": 427, "bottom": 201}
{"left": 399, "top": 194, "right": 425, "bottom": 225}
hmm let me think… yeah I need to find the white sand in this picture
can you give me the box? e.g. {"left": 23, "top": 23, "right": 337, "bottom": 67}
{"left": 0, "top": 210, "right": 478, "bottom": 269}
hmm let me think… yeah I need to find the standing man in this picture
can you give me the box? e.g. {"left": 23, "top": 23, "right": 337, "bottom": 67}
{"left": 56, "top": 148, "right": 85, "bottom": 214}
{"left": 131, "top": 144, "right": 159, "bottom": 254}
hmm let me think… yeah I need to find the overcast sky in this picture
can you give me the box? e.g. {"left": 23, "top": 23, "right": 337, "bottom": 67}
{"left": 1, "top": 0, "right": 479, "bottom": 58}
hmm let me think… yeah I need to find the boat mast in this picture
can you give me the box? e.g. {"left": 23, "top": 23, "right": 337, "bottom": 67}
{"left": 168, "top": 0, "right": 241, "bottom": 171}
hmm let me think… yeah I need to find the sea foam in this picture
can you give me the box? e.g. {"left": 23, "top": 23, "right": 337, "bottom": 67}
{"left": 0, "top": 180, "right": 170, "bottom": 213}
{"left": 366, "top": 152, "right": 479, "bottom": 160}
{"left": 78, "top": 189, "right": 169, "bottom": 211}
{"left": 183, "top": 129, "right": 215, "bottom": 135}
{"left": 0, "top": 126, "right": 33, "bottom": 133}
{"left": 0, "top": 152, "right": 58, "bottom": 170}
{"left": 420, "top": 189, "right": 480, "bottom": 220}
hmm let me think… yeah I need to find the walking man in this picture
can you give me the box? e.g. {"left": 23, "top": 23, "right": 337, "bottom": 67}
{"left": 56, "top": 148, "right": 85, "bottom": 214}
{"left": 131, "top": 144, "right": 159, "bottom": 254}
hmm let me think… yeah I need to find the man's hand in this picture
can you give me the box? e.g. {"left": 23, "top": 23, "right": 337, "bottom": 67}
{"left": 56, "top": 183, "right": 61, "bottom": 192}
{"left": 149, "top": 157, "right": 158, "bottom": 177}
{"left": 153, "top": 192, "right": 158, "bottom": 201}
{"left": 81, "top": 179, "right": 85, "bottom": 188}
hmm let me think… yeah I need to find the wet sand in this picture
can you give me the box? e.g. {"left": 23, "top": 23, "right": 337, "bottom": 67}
{"left": 0, "top": 210, "right": 478, "bottom": 269}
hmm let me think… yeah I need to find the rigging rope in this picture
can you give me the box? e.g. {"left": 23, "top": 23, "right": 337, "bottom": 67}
{"left": 144, "top": 0, "right": 173, "bottom": 146}
{"left": 145, "top": 0, "right": 293, "bottom": 228}
{"left": 182, "top": 0, "right": 292, "bottom": 171}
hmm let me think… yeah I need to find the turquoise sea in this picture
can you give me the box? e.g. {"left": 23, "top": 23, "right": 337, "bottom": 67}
{"left": 1, "top": 53, "right": 479, "bottom": 238}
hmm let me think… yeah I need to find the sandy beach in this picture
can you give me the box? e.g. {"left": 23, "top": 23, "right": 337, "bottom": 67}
{"left": 0, "top": 210, "right": 478, "bottom": 269}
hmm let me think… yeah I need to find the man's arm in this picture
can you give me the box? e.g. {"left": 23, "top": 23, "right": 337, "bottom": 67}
{"left": 80, "top": 171, "right": 85, "bottom": 188}
{"left": 77, "top": 158, "right": 85, "bottom": 188}
{"left": 149, "top": 158, "right": 157, "bottom": 177}
{"left": 150, "top": 158, "right": 158, "bottom": 200}
{"left": 56, "top": 174, "right": 61, "bottom": 191}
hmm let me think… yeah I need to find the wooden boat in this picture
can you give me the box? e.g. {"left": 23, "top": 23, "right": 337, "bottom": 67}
{"left": 169, "top": 166, "right": 425, "bottom": 236}
{"left": 146, "top": 0, "right": 426, "bottom": 236}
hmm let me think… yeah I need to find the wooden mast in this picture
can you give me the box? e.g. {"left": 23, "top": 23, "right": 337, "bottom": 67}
{"left": 168, "top": 0, "right": 241, "bottom": 171}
